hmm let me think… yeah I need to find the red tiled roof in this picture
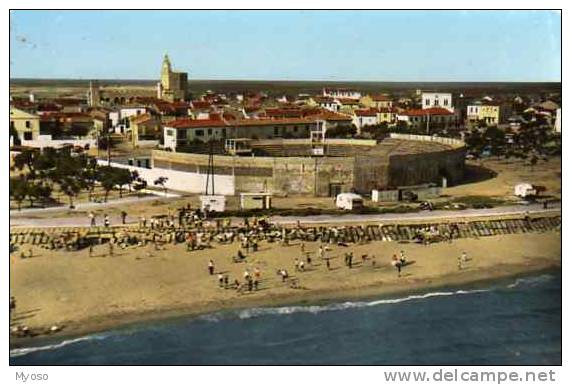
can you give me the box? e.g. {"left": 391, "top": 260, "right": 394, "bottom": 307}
{"left": 167, "top": 119, "right": 227, "bottom": 129}
{"left": 190, "top": 101, "right": 212, "bottom": 109}
{"left": 336, "top": 98, "right": 360, "bottom": 105}
{"left": 229, "top": 118, "right": 315, "bottom": 127}
{"left": 400, "top": 108, "right": 454, "bottom": 117}
{"left": 305, "top": 111, "right": 352, "bottom": 121}
{"left": 354, "top": 109, "right": 378, "bottom": 117}
{"left": 371, "top": 94, "right": 391, "bottom": 102}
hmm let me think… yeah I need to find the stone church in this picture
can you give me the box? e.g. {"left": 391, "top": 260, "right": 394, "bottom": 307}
{"left": 157, "top": 54, "right": 188, "bottom": 102}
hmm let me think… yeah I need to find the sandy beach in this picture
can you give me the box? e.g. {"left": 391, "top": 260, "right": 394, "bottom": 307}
{"left": 9, "top": 230, "right": 561, "bottom": 348}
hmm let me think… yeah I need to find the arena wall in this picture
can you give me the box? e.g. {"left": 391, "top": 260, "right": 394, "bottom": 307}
{"left": 150, "top": 135, "right": 465, "bottom": 196}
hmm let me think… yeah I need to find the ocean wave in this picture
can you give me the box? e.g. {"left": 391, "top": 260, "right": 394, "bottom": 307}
{"left": 231, "top": 288, "right": 490, "bottom": 320}
{"left": 10, "top": 334, "right": 108, "bottom": 358}
{"left": 507, "top": 274, "right": 554, "bottom": 289}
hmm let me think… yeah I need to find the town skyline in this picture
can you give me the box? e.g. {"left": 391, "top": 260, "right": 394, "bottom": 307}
{"left": 10, "top": 10, "right": 561, "bottom": 82}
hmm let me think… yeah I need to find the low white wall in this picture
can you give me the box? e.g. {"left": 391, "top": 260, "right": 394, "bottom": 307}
{"left": 97, "top": 160, "right": 235, "bottom": 195}
{"left": 389, "top": 133, "right": 464, "bottom": 148}
{"left": 21, "top": 135, "right": 97, "bottom": 149}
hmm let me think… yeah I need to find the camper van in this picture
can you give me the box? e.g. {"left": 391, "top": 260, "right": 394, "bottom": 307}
{"left": 336, "top": 193, "right": 364, "bottom": 210}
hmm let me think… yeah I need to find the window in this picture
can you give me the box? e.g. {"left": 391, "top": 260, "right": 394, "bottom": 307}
{"left": 221, "top": 128, "right": 227, "bottom": 138}
{"left": 425, "top": 99, "right": 430, "bottom": 106}
{"left": 166, "top": 129, "right": 174, "bottom": 137}
{"left": 444, "top": 99, "right": 449, "bottom": 106}
{"left": 177, "top": 129, "right": 187, "bottom": 139}
{"left": 274, "top": 127, "right": 279, "bottom": 136}
{"left": 195, "top": 130, "right": 204, "bottom": 136}
{"left": 207, "top": 128, "right": 213, "bottom": 136}
{"left": 24, "top": 132, "right": 33, "bottom": 140}
{"left": 293, "top": 126, "right": 298, "bottom": 132}
{"left": 10, "top": 121, "right": 15, "bottom": 130}
{"left": 434, "top": 99, "right": 439, "bottom": 106}
{"left": 25, "top": 121, "right": 31, "bottom": 128}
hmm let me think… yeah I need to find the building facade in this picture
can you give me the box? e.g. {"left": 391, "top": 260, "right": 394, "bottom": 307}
{"left": 422, "top": 92, "right": 454, "bottom": 112}
{"left": 157, "top": 54, "right": 189, "bottom": 102}
{"left": 10, "top": 107, "right": 40, "bottom": 142}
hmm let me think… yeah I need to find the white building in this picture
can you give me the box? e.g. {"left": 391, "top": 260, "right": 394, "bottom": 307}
{"left": 422, "top": 92, "right": 453, "bottom": 112}
{"left": 322, "top": 88, "right": 362, "bottom": 100}
{"left": 352, "top": 109, "right": 378, "bottom": 134}
{"left": 554, "top": 108, "right": 561, "bottom": 133}
{"left": 109, "top": 107, "right": 147, "bottom": 128}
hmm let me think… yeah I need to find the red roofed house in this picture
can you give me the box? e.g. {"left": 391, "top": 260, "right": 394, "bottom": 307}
{"left": 163, "top": 118, "right": 317, "bottom": 150}
{"left": 397, "top": 108, "right": 457, "bottom": 130}
{"left": 360, "top": 94, "right": 394, "bottom": 109}
{"left": 352, "top": 109, "right": 379, "bottom": 134}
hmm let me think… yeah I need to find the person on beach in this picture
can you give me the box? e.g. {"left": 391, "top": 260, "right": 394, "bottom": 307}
{"left": 218, "top": 273, "right": 224, "bottom": 287}
{"left": 208, "top": 260, "right": 215, "bottom": 275}
{"left": 347, "top": 252, "right": 353, "bottom": 269}
{"left": 104, "top": 214, "right": 110, "bottom": 228}
{"left": 89, "top": 243, "right": 94, "bottom": 257}
{"left": 461, "top": 251, "right": 468, "bottom": 264}
{"left": 457, "top": 255, "right": 463, "bottom": 270}
{"left": 294, "top": 258, "right": 299, "bottom": 271}
{"left": 299, "top": 260, "right": 305, "bottom": 272}
{"left": 399, "top": 250, "right": 407, "bottom": 266}
{"left": 10, "top": 296, "right": 16, "bottom": 317}
{"left": 543, "top": 201, "right": 548, "bottom": 209}
{"left": 254, "top": 267, "right": 261, "bottom": 281}
{"left": 326, "top": 257, "right": 331, "bottom": 270}
{"left": 108, "top": 241, "right": 114, "bottom": 257}
{"left": 121, "top": 211, "right": 127, "bottom": 225}
{"left": 224, "top": 275, "right": 229, "bottom": 289}
{"left": 89, "top": 212, "right": 96, "bottom": 227}
{"left": 392, "top": 254, "right": 402, "bottom": 277}
{"left": 300, "top": 241, "right": 305, "bottom": 257}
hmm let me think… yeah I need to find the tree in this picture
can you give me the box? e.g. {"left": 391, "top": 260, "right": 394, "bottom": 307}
{"left": 26, "top": 181, "right": 52, "bottom": 208}
{"left": 97, "top": 166, "right": 117, "bottom": 202}
{"left": 10, "top": 177, "right": 27, "bottom": 210}
{"left": 154, "top": 176, "right": 169, "bottom": 196}
{"left": 69, "top": 125, "right": 90, "bottom": 138}
{"left": 82, "top": 158, "right": 100, "bottom": 202}
{"left": 133, "top": 177, "right": 148, "bottom": 198}
{"left": 12, "top": 148, "right": 40, "bottom": 177}
{"left": 113, "top": 168, "right": 134, "bottom": 198}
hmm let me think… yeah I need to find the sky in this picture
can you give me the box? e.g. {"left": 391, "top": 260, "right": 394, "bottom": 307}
{"left": 9, "top": 10, "right": 561, "bottom": 82}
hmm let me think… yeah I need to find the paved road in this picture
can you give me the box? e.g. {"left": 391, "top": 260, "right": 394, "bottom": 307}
{"left": 10, "top": 202, "right": 561, "bottom": 229}
{"left": 10, "top": 189, "right": 181, "bottom": 219}
{"left": 271, "top": 202, "right": 561, "bottom": 225}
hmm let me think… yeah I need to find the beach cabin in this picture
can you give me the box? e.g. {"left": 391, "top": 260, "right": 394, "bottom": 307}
{"left": 200, "top": 195, "right": 226, "bottom": 212}
{"left": 240, "top": 192, "right": 272, "bottom": 210}
{"left": 514, "top": 183, "right": 537, "bottom": 198}
{"left": 336, "top": 193, "right": 364, "bottom": 210}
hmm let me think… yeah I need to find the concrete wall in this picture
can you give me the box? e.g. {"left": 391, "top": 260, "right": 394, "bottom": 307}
{"left": 98, "top": 159, "right": 235, "bottom": 195}
{"left": 149, "top": 134, "right": 465, "bottom": 196}
{"left": 21, "top": 135, "right": 97, "bottom": 149}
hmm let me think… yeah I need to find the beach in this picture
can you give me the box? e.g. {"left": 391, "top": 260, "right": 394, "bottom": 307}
{"left": 9, "top": 229, "right": 561, "bottom": 348}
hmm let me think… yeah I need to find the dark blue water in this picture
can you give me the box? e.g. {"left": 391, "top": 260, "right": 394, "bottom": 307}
{"left": 11, "top": 272, "right": 561, "bottom": 365}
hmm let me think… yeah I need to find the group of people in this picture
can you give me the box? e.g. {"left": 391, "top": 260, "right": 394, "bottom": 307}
{"left": 209, "top": 258, "right": 262, "bottom": 293}
{"left": 89, "top": 212, "right": 114, "bottom": 227}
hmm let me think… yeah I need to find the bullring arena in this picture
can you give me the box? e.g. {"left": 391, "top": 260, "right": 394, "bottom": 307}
{"left": 140, "top": 134, "right": 466, "bottom": 197}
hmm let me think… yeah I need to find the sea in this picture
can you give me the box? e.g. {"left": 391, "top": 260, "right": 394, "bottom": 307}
{"left": 10, "top": 271, "right": 561, "bottom": 365}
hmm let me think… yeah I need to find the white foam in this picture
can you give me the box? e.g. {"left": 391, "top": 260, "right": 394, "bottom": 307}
{"left": 10, "top": 334, "right": 107, "bottom": 358}
{"left": 235, "top": 288, "right": 489, "bottom": 319}
{"left": 507, "top": 274, "right": 554, "bottom": 289}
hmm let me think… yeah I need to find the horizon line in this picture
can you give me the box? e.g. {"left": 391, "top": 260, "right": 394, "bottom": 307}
{"left": 10, "top": 77, "right": 562, "bottom": 84}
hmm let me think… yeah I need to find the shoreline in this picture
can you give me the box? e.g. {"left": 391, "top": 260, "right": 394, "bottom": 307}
{"left": 10, "top": 259, "right": 560, "bottom": 350}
